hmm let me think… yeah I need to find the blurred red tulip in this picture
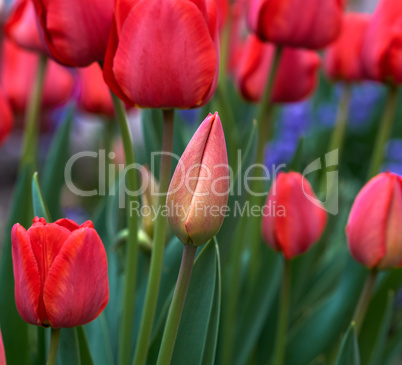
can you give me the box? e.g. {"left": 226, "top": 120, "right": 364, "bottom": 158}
{"left": 167, "top": 112, "right": 229, "bottom": 246}
{"left": 103, "top": 0, "right": 219, "bottom": 109}
{"left": 262, "top": 172, "right": 327, "bottom": 259}
{"left": 346, "top": 172, "right": 402, "bottom": 269}
{"left": 78, "top": 63, "right": 114, "bottom": 117}
{"left": 0, "top": 327, "right": 5, "bottom": 365}
{"left": 216, "top": 0, "right": 229, "bottom": 31}
{"left": 235, "top": 35, "right": 320, "bottom": 103}
{"left": 12, "top": 217, "right": 109, "bottom": 328}
{"left": 4, "top": 0, "right": 49, "bottom": 54}
{"left": 32, "top": 0, "right": 114, "bottom": 67}
{"left": 249, "top": 0, "right": 343, "bottom": 49}
{"left": 324, "top": 13, "right": 370, "bottom": 82}
{"left": 1, "top": 40, "right": 74, "bottom": 112}
{"left": 0, "top": 87, "right": 13, "bottom": 146}
{"left": 361, "top": 0, "right": 402, "bottom": 83}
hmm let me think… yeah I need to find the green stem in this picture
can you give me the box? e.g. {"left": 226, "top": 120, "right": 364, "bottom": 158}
{"left": 20, "top": 54, "right": 48, "bottom": 169}
{"left": 272, "top": 259, "right": 291, "bottom": 365}
{"left": 367, "top": 85, "right": 398, "bottom": 180}
{"left": 133, "top": 110, "right": 175, "bottom": 365}
{"left": 46, "top": 328, "right": 61, "bottom": 365}
{"left": 111, "top": 94, "right": 140, "bottom": 365}
{"left": 353, "top": 270, "right": 378, "bottom": 335}
{"left": 156, "top": 245, "right": 197, "bottom": 365}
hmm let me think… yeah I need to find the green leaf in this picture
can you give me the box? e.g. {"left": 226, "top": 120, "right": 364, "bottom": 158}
{"left": 42, "top": 106, "right": 73, "bottom": 219}
{"left": 32, "top": 172, "right": 51, "bottom": 221}
{"left": 58, "top": 328, "right": 80, "bottom": 365}
{"left": 335, "top": 323, "right": 360, "bottom": 365}
{"left": 76, "top": 326, "right": 94, "bottom": 365}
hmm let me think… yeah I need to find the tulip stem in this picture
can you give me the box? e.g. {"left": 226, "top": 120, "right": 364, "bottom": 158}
{"left": 353, "top": 270, "right": 378, "bottom": 335}
{"left": 156, "top": 244, "right": 197, "bottom": 365}
{"left": 272, "top": 258, "right": 291, "bottom": 365}
{"left": 133, "top": 109, "right": 175, "bottom": 365}
{"left": 20, "top": 54, "right": 48, "bottom": 170}
{"left": 111, "top": 93, "right": 140, "bottom": 365}
{"left": 47, "top": 328, "right": 61, "bottom": 365}
{"left": 367, "top": 85, "right": 398, "bottom": 180}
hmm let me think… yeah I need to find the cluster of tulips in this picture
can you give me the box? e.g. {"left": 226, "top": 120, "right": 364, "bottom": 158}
{"left": 0, "top": 0, "right": 402, "bottom": 364}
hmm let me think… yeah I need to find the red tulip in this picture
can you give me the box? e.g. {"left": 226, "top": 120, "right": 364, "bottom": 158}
{"left": 32, "top": 0, "right": 114, "bottom": 67}
{"left": 167, "top": 113, "right": 229, "bottom": 246}
{"left": 78, "top": 63, "right": 114, "bottom": 117}
{"left": 361, "top": 0, "right": 402, "bottom": 83}
{"left": 324, "top": 13, "right": 370, "bottom": 82}
{"left": 4, "top": 0, "right": 49, "bottom": 54}
{"left": 235, "top": 35, "right": 320, "bottom": 103}
{"left": 12, "top": 217, "right": 109, "bottom": 328}
{"left": 103, "top": 0, "right": 219, "bottom": 109}
{"left": 346, "top": 172, "right": 402, "bottom": 269}
{"left": 249, "top": 0, "right": 343, "bottom": 49}
{"left": 0, "top": 327, "right": 5, "bottom": 365}
{"left": 262, "top": 172, "right": 327, "bottom": 259}
{"left": 0, "top": 88, "right": 13, "bottom": 146}
{"left": 1, "top": 40, "right": 74, "bottom": 112}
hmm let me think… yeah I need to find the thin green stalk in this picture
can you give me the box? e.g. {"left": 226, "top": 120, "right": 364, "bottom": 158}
{"left": 367, "top": 86, "right": 398, "bottom": 180}
{"left": 353, "top": 270, "right": 378, "bottom": 335}
{"left": 272, "top": 259, "right": 291, "bottom": 365}
{"left": 20, "top": 54, "right": 48, "bottom": 169}
{"left": 133, "top": 110, "right": 175, "bottom": 365}
{"left": 111, "top": 93, "right": 139, "bottom": 365}
{"left": 220, "top": 47, "right": 282, "bottom": 365}
{"left": 156, "top": 245, "right": 197, "bottom": 365}
{"left": 46, "top": 328, "right": 61, "bottom": 365}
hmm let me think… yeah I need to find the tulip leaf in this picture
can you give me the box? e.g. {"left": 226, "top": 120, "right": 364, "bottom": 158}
{"left": 58, "top": 328, "right": 80, "bottom": 365}
{"left": 335, "top": 323, "right": 360, "bottom": 365}
{"left": 76, "top": 326, "right": 94, "bottom": 365}
{"left": 42, "top": 105, "right": 74, "bottom": 219}
{"left": 32, "top": 172, "right": 52, "bottom": 222}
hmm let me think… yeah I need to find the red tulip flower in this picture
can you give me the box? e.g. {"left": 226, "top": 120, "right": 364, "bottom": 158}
{"left": 346, "top": 172, "right": 402, "bottom": 269}
{"left": 361, "top": 0, "right": 402, "bottom": 83}
{"left": 32, "top": 0, "right": 114, "bottom": 67}
{"left": 78, "top": 63, "right": 114, "bottom": 117}
{"left": 235, "top": 35, "right": 320, "bottom": 103}
{"left": 12, "top": 217, "right": 109, "bottom": 328}
{"left": 0, "top": 88, "right": 13, "bottom": 146}
{"left": 249, "top": 0, "right": 343, "bottom": 49}
{"left": 1, "top": 40, "right": 74, "bottom": 112}
{"left": 4, "top": 0, "right": 49, "bottom": 54}
{"left": 0, "top": 328, "right": 5, "bottom": 365}
{"left": 262, "top": 172, "right": 327, "bottom": 259}
{"left": 167, "top": 113, "right": 229, "bottom": 246}
{"left": 103, "top": 0, "right": 219, "bottom": 109}
{"left": 324, "top": 13, "right": 371, "bottom": 82}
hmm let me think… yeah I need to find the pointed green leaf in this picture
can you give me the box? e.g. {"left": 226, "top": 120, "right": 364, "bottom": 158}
{"left": 335, "top": 323, "right": 360, "bottom": 365}
{"left": 76, "top": 326, "right": 94, "bottom": 365}
{"left": 58, "top": 328, "right": 80, "bottom": 365}
{"left": 32, "top": 172, "right": 51, "bottom": 221}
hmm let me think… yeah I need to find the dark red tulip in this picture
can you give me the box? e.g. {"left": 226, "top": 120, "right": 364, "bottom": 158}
{"left": 361, "top": 0, "right": 402, "bottom": 83}
{"left": 1, "top": 40, "right": 74, "bottom": 112}
{"left": 32, "top": 0, "right": 114, "bottom": 67}
{"left": 0, "top": 88, "right": 13, "bottom": 146}
{"left": 346, "top": 172, "right": 402, "bottom": 269}
{"left": 235, "top": 35, "right": 320, "bottom": 103}
{"left": 12, "top": 217, "right": 109, "bottom": 328}
{"left": 249, "top": 0, "right": 343, "bottom": 49}
{"left": 262, "top": 172, "right": 327, "bottom": 259}
{"left": 4, "top": 0, "right": 49, "bottom": 54}
{"left": 103, "top": 0, "right": 219, "bottom": 109}
{"left": 78, "top": 63, "right": 114, "bottom": 117}
{"left": 324, "top": 13, "right": 371, "bottom": 82}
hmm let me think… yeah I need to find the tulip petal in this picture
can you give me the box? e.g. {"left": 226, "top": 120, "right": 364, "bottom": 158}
{"left": 113, "top": 0, "right": 217, "bottom": 108}
{"left": 0, "top": 88, "right": 13, "bottom": 147}
{"left": 43, "top": 228, "right": 109, "bottom": 328}
{"left": 11, "top": 224, "right": 41, "bottom": 326}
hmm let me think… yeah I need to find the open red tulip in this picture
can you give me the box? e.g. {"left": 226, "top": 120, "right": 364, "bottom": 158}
{"left": 12, "top": 217, "right": 109, "bottom": 328}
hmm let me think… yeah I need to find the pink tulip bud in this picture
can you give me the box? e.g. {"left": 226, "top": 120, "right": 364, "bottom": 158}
{"left": 262, "top": 172, "right": 327, "bottom": 259}
{"left": 167, "top": 112, "right": 229, "bottom": 246}
{"left": 346, "top": 172, "right": 402, "bottom": 269}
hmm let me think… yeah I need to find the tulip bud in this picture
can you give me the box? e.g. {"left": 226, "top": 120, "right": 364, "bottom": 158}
{"left": 0, "top": 88, "right": 13, "bottom": 147}
{"left": 324, "top": 13, "right": 371, "bottom": 82}
{"left": 12, "top": 217, "right": 109, "bottom": 328}
{"left": 346, "top": 172, "right": 402, "bottom": 269}
{"left": 249, "top": 0, "right": 343, "bottom": 49}
{"left": 167, "top": 112, "right": 229, "bottom": 246}
{"left": 0, "top": 327, "right": 5, "bottom": 365}
{"left": 140, "top": 165, "right": 159, "bottom": 239}
{"left": 262, "top": 172, "right": 327, "bottom": 259}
